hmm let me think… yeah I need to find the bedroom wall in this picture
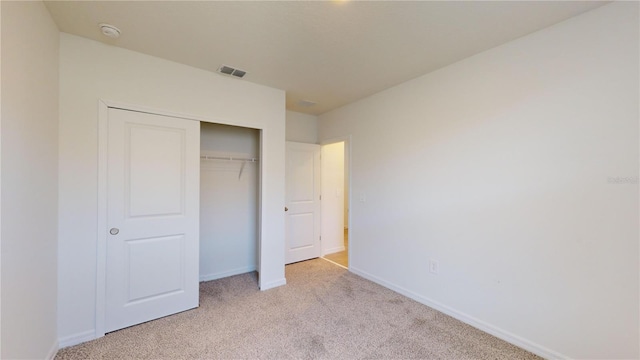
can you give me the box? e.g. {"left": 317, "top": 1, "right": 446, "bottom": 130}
{"left": 58, "top": 33, "right": 285, "bottom": 346}
{"left": 1, "top": 1, "right": 59, "bottom": 358}
{"left": 286, "top": 110, "right": 317, "bottom": 144}
{"left": 318, "top": 2, "right": 639, "bottom": 359}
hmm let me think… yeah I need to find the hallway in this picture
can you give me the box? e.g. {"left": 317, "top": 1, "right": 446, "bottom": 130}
{"left": 322, "top": 229, "right": 348, "bottom": 268}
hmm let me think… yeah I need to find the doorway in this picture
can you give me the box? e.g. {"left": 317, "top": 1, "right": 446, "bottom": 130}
{"left": 320, "top": 139, "right": 350, "bottom": 269}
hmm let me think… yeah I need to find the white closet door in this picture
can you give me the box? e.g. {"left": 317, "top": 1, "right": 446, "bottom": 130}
{"left": 285, "top": 142, "right": 321, "bottom": 264}
{"left": 105, "top": 108, "right": 200, "bottom": 332}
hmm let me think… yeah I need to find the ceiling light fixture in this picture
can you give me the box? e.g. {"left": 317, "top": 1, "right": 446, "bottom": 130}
{"left": 99, "top": 23, "right": 121, "bottom": 39}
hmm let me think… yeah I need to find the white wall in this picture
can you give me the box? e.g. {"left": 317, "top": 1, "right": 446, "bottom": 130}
{"left": 200, "top": 123, "right": 259, "bottom": 281}
{"left": 321, "top": 142, "right": 345, "bottom": 255}
{"left": 286, "top": 110, "right": 317, "bottom": 143}
{"left": 318, "top": 3, "right": 638, "bottom": 359}
{"left": 1, "top": 1, "right": 59, "bottom": 358}
{"left": 58, "top": 34, "right": 285, "bottom": 346}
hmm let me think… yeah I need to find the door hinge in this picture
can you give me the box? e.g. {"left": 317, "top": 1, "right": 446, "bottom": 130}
{"left": 320, "top": 236, "right": 322, "bottom": 241}
{"left": 320, "top": 195, "right": 322, "bottom": 200}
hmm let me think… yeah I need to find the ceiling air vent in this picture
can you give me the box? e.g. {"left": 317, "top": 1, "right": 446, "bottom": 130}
{"left": 297, "top": 100, "right": 317, "bottom": 107}
{"left": 217, "top": 65, "right": 247, "bottom": 79}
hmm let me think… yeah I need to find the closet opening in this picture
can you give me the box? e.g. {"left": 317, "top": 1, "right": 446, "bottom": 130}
{"left": 199, "top": 122, "right": 260, "bottom": 284}
{"left": 96, "top": 102, "right": 274, "bottom": 337}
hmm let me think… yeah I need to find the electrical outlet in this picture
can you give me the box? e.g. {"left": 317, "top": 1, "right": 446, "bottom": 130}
{"left": 429, "top": 259, "right": 439, "bottom": 275}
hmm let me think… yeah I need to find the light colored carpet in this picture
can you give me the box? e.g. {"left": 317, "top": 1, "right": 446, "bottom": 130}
{"left": 56, "top": 259, "right": 539, "bottom": 359}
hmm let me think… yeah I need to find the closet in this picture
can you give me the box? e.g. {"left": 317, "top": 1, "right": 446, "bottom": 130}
{"left": 199, "top": 122, "right": 260, "bottom": 282}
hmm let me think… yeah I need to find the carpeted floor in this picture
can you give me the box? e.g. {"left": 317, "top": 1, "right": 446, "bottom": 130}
{"left": 56, "top": 259, "right": 540, "bottom": 359}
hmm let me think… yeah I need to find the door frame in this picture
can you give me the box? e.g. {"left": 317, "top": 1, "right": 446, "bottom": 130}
{"left": 96, "top": 99, "right": 266, "bottom": 338}
{"left": 319, "top": 135, "right": 352, "bottom": 267}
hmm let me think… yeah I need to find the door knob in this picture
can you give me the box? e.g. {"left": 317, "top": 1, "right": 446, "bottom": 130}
{"left": 284, "top": 207, "right": 289, "bottom": 212}
{"left": 110, "top": 228, "right": 119, "bottom": 235}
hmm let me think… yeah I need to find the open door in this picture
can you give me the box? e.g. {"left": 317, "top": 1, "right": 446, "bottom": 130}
{"left": 285, "top": 142, "right": 321, "bottom": 264}
{"left": 105, "top": 108, "right": 200, "bottom": 332}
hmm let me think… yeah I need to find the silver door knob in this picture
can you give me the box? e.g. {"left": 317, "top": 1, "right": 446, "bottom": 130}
{"left": 110, "top": 228, "right": 119, "bottom": 235}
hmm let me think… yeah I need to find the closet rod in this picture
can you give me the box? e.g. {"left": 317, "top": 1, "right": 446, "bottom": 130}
{"left": 200, "top": 155, "right": 258, "bottom": 162}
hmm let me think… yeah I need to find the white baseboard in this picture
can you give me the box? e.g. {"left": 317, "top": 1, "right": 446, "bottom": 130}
{"left": 199, "top": 266, "right": 256, "bottom": 282}
{"left": 260, "top": 277, "right": 286, "bottom": 291}
{"left": 323, "top": 245, "right": 345, "bottom": 255}
{"left": 58, "top": 329, "right": 96, "bottom": 349}
{"left": 349, "top": 266, "right": 568, "bottom": 360}
{"left": 45, "top": 339, "right": 59, "bottom": 360}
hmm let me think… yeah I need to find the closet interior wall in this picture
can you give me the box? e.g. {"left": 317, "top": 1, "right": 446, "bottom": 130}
{"left": 200, "top": 122, "right": 259, "bottom": 281}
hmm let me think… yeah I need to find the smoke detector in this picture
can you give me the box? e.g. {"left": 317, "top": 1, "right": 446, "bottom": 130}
{"left": 217, "top": 65, "right": 247, "bottom": 79}
{"left": 99, "top": 23, "right": 121, "bottom": 39}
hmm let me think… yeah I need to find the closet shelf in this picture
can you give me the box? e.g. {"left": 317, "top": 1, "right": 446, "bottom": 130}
{"left": 200, "top": 155, "right": 258, "bottom": 163}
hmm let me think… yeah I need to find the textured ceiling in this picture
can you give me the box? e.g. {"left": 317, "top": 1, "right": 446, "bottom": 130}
{"left": 44, "top": 1, "right": 607, "bottom": 115}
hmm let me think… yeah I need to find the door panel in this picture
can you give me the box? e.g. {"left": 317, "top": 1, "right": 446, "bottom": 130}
{"left": 106, "top": 108, "right": 199, "bottom": 332}
{"left": 285, "top": 142, "right": 321, "bottom": 264}
{"left": 127, "top": 126, "right": 185, "bottom": 217}
{"left": 126, "top": 235, "right": 184, "bottom": 302}
{"left": 289, "top": 213, "right": 314, "bottom": 249}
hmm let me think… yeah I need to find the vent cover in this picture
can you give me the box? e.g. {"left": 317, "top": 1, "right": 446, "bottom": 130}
{"left": 297, "top": 100, "right": 317, "bottom": 107}
{"left": 217, "top": 65, "right": 247, "bottom": 79}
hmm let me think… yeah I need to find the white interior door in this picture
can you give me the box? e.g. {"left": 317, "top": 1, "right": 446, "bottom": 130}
{"left": 106, "top": 108, "right": 200, "bottom": 332}
{"left": 285, "top": 142, "right": 321, "bottom": 264}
